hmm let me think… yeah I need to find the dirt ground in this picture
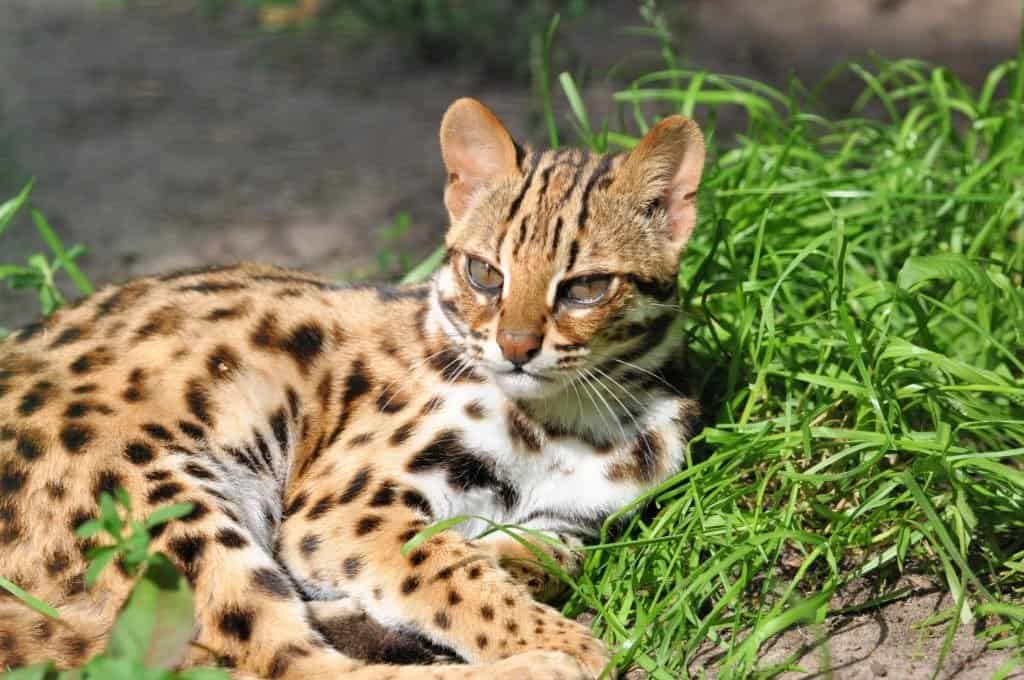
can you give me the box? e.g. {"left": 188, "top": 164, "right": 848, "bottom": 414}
{"left": 1, "top": 0, "right": 1022, "bottom": 677}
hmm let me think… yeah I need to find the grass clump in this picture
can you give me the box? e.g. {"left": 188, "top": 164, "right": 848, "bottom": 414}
{"left": 545, "top": 27, "right": 1024, "bottom": 680}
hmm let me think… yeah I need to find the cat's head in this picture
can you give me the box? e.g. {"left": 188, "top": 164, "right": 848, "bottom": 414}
{"left": 433, "top": 98, "right": 705, "bottom": 402}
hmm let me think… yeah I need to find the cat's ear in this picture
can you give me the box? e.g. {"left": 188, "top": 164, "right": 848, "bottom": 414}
{"left": 440, "top": 98, "right": 521, "bottom": 220}
{"left": 612, "top": 115, "right": 705, "bottom": 257}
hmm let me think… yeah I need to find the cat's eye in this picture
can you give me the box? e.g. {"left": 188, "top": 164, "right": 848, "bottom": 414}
{"left": 562, "top": 274, "right": 613, "bottom": 305}
{"left": 466, "top": 257, "right": 503, "bottom": 292}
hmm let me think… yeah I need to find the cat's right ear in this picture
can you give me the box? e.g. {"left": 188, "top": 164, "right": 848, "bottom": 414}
{"left": 440, "top": 98, "right": 521, "bottom": 220}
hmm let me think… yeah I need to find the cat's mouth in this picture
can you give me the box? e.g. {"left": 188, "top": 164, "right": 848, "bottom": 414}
{"left": 504, "top": 366, "right": 553, "bottom": 381}
{"left": 490, "top": 366, "right": 563, "bottom": 400}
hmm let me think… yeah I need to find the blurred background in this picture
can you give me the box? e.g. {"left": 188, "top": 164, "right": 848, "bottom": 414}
{"left": 1, "top": 0, "right": 1021, "bottom": 327}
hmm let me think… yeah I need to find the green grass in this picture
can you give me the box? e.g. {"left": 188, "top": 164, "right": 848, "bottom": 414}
{"left": 536, "top": 24, "right": 1024, "bottom": 680}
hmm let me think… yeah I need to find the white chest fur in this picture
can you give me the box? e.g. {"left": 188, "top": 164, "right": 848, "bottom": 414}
{"left": 396, "top": 380, "right": 686, "bottom": 540}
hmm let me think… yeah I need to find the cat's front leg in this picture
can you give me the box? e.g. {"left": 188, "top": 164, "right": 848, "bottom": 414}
{"left": 278, "top": 472, "right": 611, "bottom": 678}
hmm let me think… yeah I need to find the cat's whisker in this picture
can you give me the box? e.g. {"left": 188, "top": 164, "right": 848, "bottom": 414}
{"left": 610, "top": 358, "right": 683, "bottom": 397}
{"left": 589, "top": 369, "right": 652, "bottom": 462}
{"left": 591, "top": 366, "right": 645, "bottom": 411}
{"left": 580, "top": 368, "right": 629, "bottom": 445}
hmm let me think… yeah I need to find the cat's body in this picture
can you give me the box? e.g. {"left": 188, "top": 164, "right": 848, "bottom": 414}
{"left": 0, "top": 99, "right": 704, "bottom": 679}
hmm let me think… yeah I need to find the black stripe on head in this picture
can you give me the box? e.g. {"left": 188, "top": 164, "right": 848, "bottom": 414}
{"left": 504, "top": 152, "right": 541, "bottom": 223}
{"left": 576, "top": 155, "right": 613, "bottom": 233}
{"left": 549, "top": 216, "right": 564, "bottom": 258}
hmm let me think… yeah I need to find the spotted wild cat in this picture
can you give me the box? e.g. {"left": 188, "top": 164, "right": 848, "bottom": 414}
{"left": 0, "top": 98, "right": 704, "bottom": 679}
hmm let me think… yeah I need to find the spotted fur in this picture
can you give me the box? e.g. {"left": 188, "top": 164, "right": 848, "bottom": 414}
{"left": 0, "top": 99, "right": 704, "bottom": 679}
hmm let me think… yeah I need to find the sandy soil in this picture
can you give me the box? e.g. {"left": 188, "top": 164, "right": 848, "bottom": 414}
{"left": 1, "top": 1, "right": 1021, "bottom": 677}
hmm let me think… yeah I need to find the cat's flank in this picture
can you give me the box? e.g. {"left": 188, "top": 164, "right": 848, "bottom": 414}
{"left": 0, "top": 99, "right": 704, "bottom": 679}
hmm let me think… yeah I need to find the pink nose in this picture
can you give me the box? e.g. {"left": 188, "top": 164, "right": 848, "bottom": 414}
{"left": 496, "top": 329, "right": 542, "bottom": 366}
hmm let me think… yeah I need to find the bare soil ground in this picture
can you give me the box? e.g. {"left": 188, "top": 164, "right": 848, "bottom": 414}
{"left": 1, "top": 1, "right": 1021, "bottom": 677}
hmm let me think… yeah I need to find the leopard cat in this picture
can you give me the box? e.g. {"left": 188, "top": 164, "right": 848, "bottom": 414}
{"left": 0, "top": 98, "right": 704, "bottom": 679}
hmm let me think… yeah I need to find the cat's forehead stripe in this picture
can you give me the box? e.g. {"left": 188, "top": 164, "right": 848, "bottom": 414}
{"left": 497, "top": 149, "right": 619, "bottom": 270}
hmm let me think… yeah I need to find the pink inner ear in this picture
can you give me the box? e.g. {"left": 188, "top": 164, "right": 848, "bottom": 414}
{"left": 440, "top": 98, "right": 520, "bottom": 220}
{"left": 663, "top": 134, "right": 705, "bottom": 253}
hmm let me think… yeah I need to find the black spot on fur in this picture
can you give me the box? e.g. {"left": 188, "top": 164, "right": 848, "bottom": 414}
{"left": 299, "top": 533, "right": 320, "bottom": 557}
{"left": 93, "top": 469, "right": 122, "bottom": 499}
{"left": 185, "top": 379, "right": 215, "bottom": 427}
{"left": 281, "top": 322, "right": 325, "bottom": 374}
{"left": 270, "top": 407, "right": 289, "bottom": 453}
{"left": 400, "top": 575, "right": 420, "bottom": 594}
{"left": 147, "top": 482, "right": 183, "bottom": 504}
{"left": 15, "top": 430, "right": 44, "bottom": 462}
{"left": 343, "top": 554, "right": 364, "bottom": 578}
{"left": 0, "top": 462, "right": 27, "bottom": 493}
{"left": 181, "top": 501, "right": 209, "bottom": 523}
{"left": 369, "top": 481, "right": 397, "bottom": 507}
{"left": 306, "top": 495, "right": 333, "bottom": 520}
{"left": 251, "top": 567, "right": 292, "bottom": 599}
{"left": 401, "top": 490, "right": 433, "bottom": 518}
{"left": 184, "top": 462, "right": 216, "bottom": 480}
{"left": 59, "top": 423, "right": 93, "bottom": 455}
{"left": 507, "top": 406, "right": 542, "bottom": 451}
{"left": 178, "top": 420, "right": 205, "bottom": 441}
{"left": 355, "top": 515, "right": 383, "bottom": 536}
{"left": 124, "top": 440, "right": 155, "bottom": 465}
{"left": 168, "top": 534, "right": 207, "bottom": 583}
{"left": 376, "top": 386, "right": 408, "bottom": 414}
{"left": 206, "top": 344, "right": 242, "bottom": 381}
{"left": 16, "top": 321, "right": 45, "bottom": 343}
{"left": 18, "top": 380, "right": 55, "bottom": 416}
{"left": 338, "top": 466, "right": 373, "bottom": 505}
{"left": 216, "top": 527, "right": 248, "bottom": 549}
{"left": 421, "top": 396, "right": 445, "bottom": 414}
{"left": 389, "top": 422, "right": 416, "bottom": 447}
{"left": 49, "top": 325, "right": 86, "bottom": 348}
{"left": 64, "top": 400, "right": 114, "bottom": 419}
{"left": 286, "top": 386, "right": 300, "bottom": 419}
{"left": 284, "top": 492, "right": 309, "bottom": 517}
{"left": 433, "top": 611, "right": 450, "bottom": 630}
{"left": 217, "top": 607, "right": 255, "bottom": 641}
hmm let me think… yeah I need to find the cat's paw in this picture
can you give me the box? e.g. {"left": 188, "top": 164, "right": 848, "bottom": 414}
{"left": 472, "top": 650, "right": 591, "bottom": 680}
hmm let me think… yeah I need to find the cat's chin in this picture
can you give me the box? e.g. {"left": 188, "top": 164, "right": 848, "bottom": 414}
{"left": 491, "top": 369, "right": 563, "bottom": 400}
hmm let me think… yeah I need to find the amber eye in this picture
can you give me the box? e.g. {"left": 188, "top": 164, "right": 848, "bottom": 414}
{"left": 562, "top": 274, "right": 613, "bottom": 305}
{"left": 466, "top": 257, "right": 503, "bottom": 292}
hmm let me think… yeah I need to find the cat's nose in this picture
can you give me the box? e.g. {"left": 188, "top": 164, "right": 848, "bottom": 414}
{"left": 497, "top": 329, "right": 542, "bottom": 367}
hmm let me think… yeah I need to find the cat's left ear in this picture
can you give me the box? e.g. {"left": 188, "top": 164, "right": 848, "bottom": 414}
{"left": 612, "top": 115, "right": 705, "bottom": 258}
{"left": 440, "top": 98, "right": 522, "bottom": 221}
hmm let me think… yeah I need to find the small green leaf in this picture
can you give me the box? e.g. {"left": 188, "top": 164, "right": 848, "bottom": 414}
{"left": 85, "top": 545, "right": 121, "bottom": 586}
{"left": 99, "top": 492, "right": 123, "bottom": 536}
{"left": 30, "top": 208, "right": 93, "bottom": 295}
{"left": 0, "top": 180, "right": 33, "bottom": 237}
{"left": 400, "top": 246, "right": 446, "bottom": 284}
{"left": 897, "top": 254, "right": 1000, "bottom": 298}
{"left": 400, "top": 515, "right": 473, "bottom": 556}
{"left": 75, "top": 519, "right": 106, "bottom": 539}
{"left": 0, "top": 576, "right": 60, "bottom": 619}
{"left": 107, "top": 555, "right": 195, "bottom": 671}
{"left": 145, "top": 502, "right": 195, "bottom": 529}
